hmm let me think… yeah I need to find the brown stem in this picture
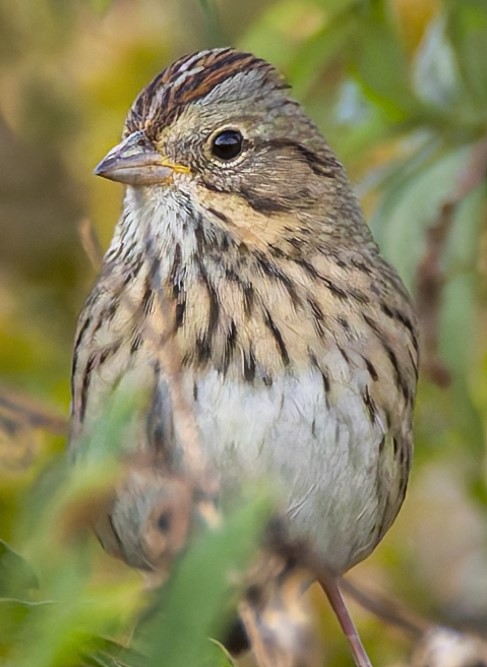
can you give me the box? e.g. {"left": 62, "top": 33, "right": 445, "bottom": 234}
{"left": 78, "top": 217, "right": 104, "bottom": 269}
{"left": 339, "top": 577, "right": 428, "bottom": 639}
{"left": 0, "top": 386, "right": 66, "bottom": 434}
{"left": 415, "top": 135, "right": 487, "bottom": 387}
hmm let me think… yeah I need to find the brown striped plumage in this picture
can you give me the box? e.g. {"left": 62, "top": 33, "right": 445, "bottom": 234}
{"left": 69, "top": 48, "right": 419, "bottom": 666}
{"left": 126, "top": 50, "right": 286, "bottom": 138}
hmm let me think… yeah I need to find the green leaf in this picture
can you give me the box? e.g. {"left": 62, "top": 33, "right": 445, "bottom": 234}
{"left": 141, "top": 493, "right": 272, "bottom": 667}
{"left": 349, "top": 0, "right": 416, "bottom": 120}
{"left": 287, "top": 9, "right": 359, "bottom": 98}
{"left": 443, "top": 184, "right": 485, "bottom": 274}
{"left": 446, "top": 0, "right": 487, "bottom": 108}
{"left": 74, "top": 383, "right": 152, "bottom": 464}
{"left": 0, "top": 540, "right": 38, "bottom": 597}
{"left": 439, "top": 274, "right": 485, "bottom": 460}
{"left": 241, "top": 0, "right": 362, "bottom": 98}
{"left": 371, "top": 145, "right": 471, "bottom": 287}
{"left": 412, "top": 13, "right": 463, "bottom": 109}
{"left": 439, "top": 274, "right": 478, "bottom": 381}
{"left": 208, "top": 638, "right": 240, "bottom": 667}
{"left": 0, "top": 598, "right": 53, "bottom": 646}
{"left": 410, "top": 2, "right": 487, "bottom": 128}
{"left": 359, "top": 131, "right": 442, "bottom": 208}
{"left": 198, "top": 0, "right": 226, "bottom": 46}
{"left": 82, "top": 638, "right": 146, "bottom": 667}
{"left": 240, "top": 0, "right": 324, "bottom": 71}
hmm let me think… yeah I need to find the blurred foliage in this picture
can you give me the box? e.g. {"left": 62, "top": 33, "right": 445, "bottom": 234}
{"left": 1, "top": 0, "right": 487, "bottom": 665}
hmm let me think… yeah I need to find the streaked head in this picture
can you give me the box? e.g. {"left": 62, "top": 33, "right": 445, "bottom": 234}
{"left": 94, "top": 48, "right": 356, "bottom": 228}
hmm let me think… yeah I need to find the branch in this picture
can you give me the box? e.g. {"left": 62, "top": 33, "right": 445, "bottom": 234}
{"left": 415, "top": 135, "right": 487, "bottom": 387}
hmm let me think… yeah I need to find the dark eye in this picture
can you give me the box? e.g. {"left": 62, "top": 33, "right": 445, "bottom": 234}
{"left": 156, "top": 510, "right": 172, "bottom": 533}
{"left": 211, "top": 130, "right": 243, "bottom": 161}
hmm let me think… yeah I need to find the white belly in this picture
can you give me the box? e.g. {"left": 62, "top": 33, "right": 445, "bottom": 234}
{"left": 190, "top": 367, "right": 387, "bottom": 573}
{"left": 76, "top": 342, "right": 390, "bottom": 573}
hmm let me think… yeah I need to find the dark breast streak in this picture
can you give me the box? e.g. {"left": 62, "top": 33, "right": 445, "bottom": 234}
{"left": 70, "top": 258, "right": 146, "bottom": 432}
{"left": 71, "top": 204, "right": 418, "bottom": 477}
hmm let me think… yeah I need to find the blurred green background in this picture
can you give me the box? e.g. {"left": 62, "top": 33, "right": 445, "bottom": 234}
{"left": 1, "top": 0, "right": 487, "bottom": 665}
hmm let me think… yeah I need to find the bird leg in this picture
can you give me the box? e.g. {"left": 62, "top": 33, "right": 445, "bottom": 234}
{"left": 319, "top": 573, "right": 373, "bottom": 667}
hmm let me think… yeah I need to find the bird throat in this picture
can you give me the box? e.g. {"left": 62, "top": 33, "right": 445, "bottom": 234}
{"left": 106, "top": 184, "right": 326, "bottom": 383}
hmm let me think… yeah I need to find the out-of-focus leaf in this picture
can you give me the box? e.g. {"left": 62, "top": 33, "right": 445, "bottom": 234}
{"left": 75, "top": 383, "right": 151, "bottom": 464}
{"left": 316, "top": 0, "right": 362, "bottom": 14}
{"left": 11, "top": 555, "right": 141, "bottom": 667}
{"left": 0, "top": 598, "right": 53, "bottom": 646}
{"left": 443, "top": 185, "right": 485, "bottom": 273}
{"left": 446, "top": 0, "right": 487, "bottom": 108}
{"left": 11, "top": 564, "right": 87, "bottom": 667}
{"left": 371, "top": 146, "right": 470, "bottom": 287}
{"left": 326, "top": 81, "right": 389, "bottom": 161}
{"left": 440, "top": 275, "right": 478, "bottom": 380}
{"left": 242, "top": 0, "right": 361, "bottom": 97}
{"left": 207, "top": 638, "right": 240, "bottom": 667}
{"left": 286, "top": 6, "right": 359, "bottom": 97}
{"left": 412, "top": 13, "right": 462, "bottom": 109}
{"left": 82, "top": 638, "right": 146, "bottom": 667}
{"left": 198, "top": 0, "right": 225, "bottom": 46}
{"left": 350, "top": 0, "right": 417, "bottom": 120}
{"left": 439, "top": 274, "right": 485, "bottom": 463}
{"left": 358, "top": 131, "right": 442, "bottom": 203}
{"left": 240, "top": 0, "right": 326, "bottom": 70}
{"left": 432, "top": 182, "right": 486, "bottom": 465}
{"left": 0, "top": 540, "right": 38, "bottom": 596}
{"left": 141, "top": 493, "right": 272, "bottom": 667}
{"left": 422, "top": 188, "right": 485, "bottom": 468}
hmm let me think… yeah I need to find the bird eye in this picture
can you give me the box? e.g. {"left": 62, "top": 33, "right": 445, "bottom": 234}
{"left": 211, "top": 129, "right": 244, "bottom": 161}
{"left": 156, "top": 510, "right": 172, "bottom": 533}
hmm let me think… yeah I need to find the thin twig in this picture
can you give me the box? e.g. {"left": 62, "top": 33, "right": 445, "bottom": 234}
{"left": 415, "top": 135, "right": 487, "bottom": 386}
{"left": 0, "top": 386, "right": 67, "bottom": 435}
{"left": 340, "top": 576, "right": 428, "bottom": 639}
{"left": 78, "top": 217, "right": 104, "bottom": 269}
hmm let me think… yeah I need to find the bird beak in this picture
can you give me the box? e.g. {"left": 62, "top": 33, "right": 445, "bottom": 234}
{"left": 94, "top": 131, "right": 189, "bottom": 186}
